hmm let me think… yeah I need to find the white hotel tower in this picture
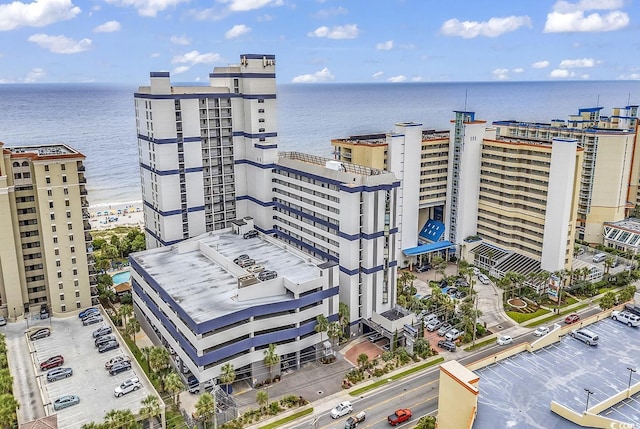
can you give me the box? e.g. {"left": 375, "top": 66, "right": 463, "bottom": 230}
{"left": 134, "top": 54, "right": 277, "bottom": 248}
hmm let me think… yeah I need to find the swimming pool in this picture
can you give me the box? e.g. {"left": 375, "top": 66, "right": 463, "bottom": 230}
{"left": 111, "top": 270, "right": 131, "bottom": 285}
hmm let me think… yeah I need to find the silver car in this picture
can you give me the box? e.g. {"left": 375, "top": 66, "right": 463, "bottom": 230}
{"left": 47, "top": 367, "right": 73, "bottom": 382}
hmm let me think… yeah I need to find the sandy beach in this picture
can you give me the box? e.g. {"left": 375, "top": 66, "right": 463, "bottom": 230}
{"left": 88, "top": 201, "right": 144, "bottom": 231}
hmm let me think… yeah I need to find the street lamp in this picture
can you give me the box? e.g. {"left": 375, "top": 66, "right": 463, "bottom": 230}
{"left": 627, "top": 367, "right": 636, "bottom": 391}
{"left": 584, "top": 388, "right": 594, "bottom": 413}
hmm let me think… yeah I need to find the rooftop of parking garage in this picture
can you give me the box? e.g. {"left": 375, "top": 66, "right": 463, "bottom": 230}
{"left": 131, "top": 231, "right": 323, "bottom": 323}
{"left": 473, "top": 317, "right": 640, "bottom": 428}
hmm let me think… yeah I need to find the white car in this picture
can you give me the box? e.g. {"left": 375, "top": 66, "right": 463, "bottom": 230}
{"left": 330, "top": 401, "right": 353, "bottom": 419}
{"left": 445, "top": 328, "right": 462, "bottom": 342}
{"left": 533, "top": 326, "right": 550, "bottom": 337}
{"left": 611, "top": 310, "right": 640, "bottom": 327}
{"left": 472, "top": 267, "right": 481, "bottom": 276}
{"left": 497, "top": 335, "right": 513, "bottom": 346}
{"left": 114, "top": 377, "right": 141, "bottom": 397}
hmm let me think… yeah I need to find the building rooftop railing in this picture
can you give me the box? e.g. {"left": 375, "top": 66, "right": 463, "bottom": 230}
{"left": 279, "top": 151, "right": 385, "bottom": 176}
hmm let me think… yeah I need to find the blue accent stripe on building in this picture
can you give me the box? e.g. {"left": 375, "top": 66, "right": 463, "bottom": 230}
{"left": 150, "top": 72, "right": 170, "bottom": 78}
{"left": 389, "top": 260, "right": 398, "bottom": 268}
{"left": 234, "top": 159, "right": 276, "bottom": 169}
{"left": 143, "top": 200, "right": 204, "bottom": 216}
{"left": 134, "top": 92, "right": 242, "bottom": 100}
{"left": 236, "top": 195, "right": 275, "bottom": 207}
{"left": 209, "top": 73, "right": 277, "bottom": 79}
{"left": 273, "top": 201, "right": 339, "bottom": 231}
{"left": 339, "top": 266, "right": 359, "bottom": 276}
{"left": 338, "top": 231, "right": 359, "bottom": 240}
{"left": 242, "top": 54, "right": 276, "bottom": 59}
{"left": 230, "top": 131, "right": 278, "bottom": 139}
{"left": 274, "top": 229, "right": 338, "bottom": 263}
{"left": 362, "top": 265, "right": 385, "bottom": 274}
{"left": 274, "top": 165, "right": 400, "bottom": 193}
{"left": 138, "top": 134, "right": 201, "bottom": 144}
{"left": 255, "top": 144, "right": 278, "bottom": 149}
{"left": 143, "top": 227, "right": 183, "bottom": 246}
{"left": 139, "top": 163, "right": 202, "bottom": 176}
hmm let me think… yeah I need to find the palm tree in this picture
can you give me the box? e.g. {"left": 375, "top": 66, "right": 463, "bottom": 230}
{"left": 0, "top": 369, "right": 13, "bottom": 395}
{"left": 357, "top": 353, "right": 369, "bottom": 371}
{"left": 338, "top": 302, "right": 350, "bottom": 337}
{"left": 126, "top": 318, "right": 141, "bottom": 344}
{"left": 139, "top": 394, "right": 161, "bottom": 429}
{"left": 604, "top": 256, "right": 615, "bottom": 274}
{"left": 0, "top": 393, "right": 19, "bottom": 428}
{"left": 263, "top": 343, "right": 280, "bottom": 382}
{"left": 256, "top": 390, "right": 269, "bottom": 411}
{"left": 103, "top": 409, "right": 141, "bottom": 429}
{"left": 431, "top": 255, "right": 446, "bottom": 280}
{"left": 398, "top": 271, "right": 416, "bottom": 291}
{"left": 327, "top": 321, "right": 342, "bottom": 348}
{"left": 163, "top": 372, "right": 184, "bottom": 408}
{"left": 314, "top": 314, "right": 329, "bottom": 345}
{"left": 194, "top": 392, "right": 216, "bottom": 429}
{"left": 119, "top": 303, "right": 133, "bottom": 329}
{"left": 219, "top": 363, "right": 236, "bottom": 391}
{"left": 140, "top": 346, "right": 153, "bottom": 372}
{"left": 148, "top": 347, "right": 171, "bottom": 391}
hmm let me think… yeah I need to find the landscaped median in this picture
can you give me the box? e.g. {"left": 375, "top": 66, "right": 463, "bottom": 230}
{"left": 349, "top": 356, "right": 445, "bottom": 397}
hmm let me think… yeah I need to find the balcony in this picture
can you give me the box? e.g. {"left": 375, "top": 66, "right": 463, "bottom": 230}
{"left": 80, "top": 186, "right": 88, "bottom": 196}
{"left": 84, "top": 232, "right": 92, "bottom": 242}
{"left": 83, "top": 220, "right": 91, "bottom": 230}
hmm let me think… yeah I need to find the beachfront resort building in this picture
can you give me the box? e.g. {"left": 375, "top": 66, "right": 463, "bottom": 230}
{"left": 130, "top": 228, "right": 340, "bottom": 384}
{"left": 134, "top": 54, "right": 277, "bottom": 249}
{"left": 0, "top": 142, "right": 96, "bottom": 319}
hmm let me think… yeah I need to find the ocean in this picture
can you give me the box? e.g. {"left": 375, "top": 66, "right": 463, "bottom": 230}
{"left": 1, "top": 80, "right": 639, "bottom": 208}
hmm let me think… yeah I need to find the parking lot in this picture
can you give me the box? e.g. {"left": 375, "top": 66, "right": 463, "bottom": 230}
{"left": 25, "top": 311, "right": 157, "bottom": 428}
{"left": 474, "top": 317, "right": 640, "bottom": 428}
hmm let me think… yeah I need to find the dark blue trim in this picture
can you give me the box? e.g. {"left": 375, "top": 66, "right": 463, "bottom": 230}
{"left": 338, "top": 231, "right": 359, "bottom": 240}
{"left": 274, "top": 165, "right": 399, "bottom": 193}
{"left": 135, "top": 93, "right": 242, "bottom": 100}
{"left": 209, "top": 73, "right": 276, "bottom": 79}
{"left": 389, "top": 260, "right": 398, "bottom": 267}
{"left": 143, "top": 200, "right": 180, "bottom": 216}
{"left": 236, "top": 195, "right": 275, "bottom": 207}
{"left": 255, "top": 144, "right": 278, "bottom": 149}
{"left": 139, "top": 163, "right": 203, "bottom": 176}
{"left": 150, "top": 72, "right": 170, "bottom": 78}
{"left": 234, "top": 159, "right": 276, "bottom": 169}
{"left": 188, "top": 206, "right": 205, "bottom": 213}
{"left": 273, "top": 201, "right": 338, "bottom": 231}
{"left": 242, "top": 54, "right": 276, "bottom": 59}
{"left": 143, "top": 227, "right": 183, "bottom": 247}
{"left": 138, "top": 134, "right": 201, "bottom": 145}
{"left": 362, "top": 265, "right": 384, "bottom": 274}
{"left": 274, "top": 228, "right": 338, "bottom": 263}
{"left": 340, "top": 266, "right": 359, "bottom": 276}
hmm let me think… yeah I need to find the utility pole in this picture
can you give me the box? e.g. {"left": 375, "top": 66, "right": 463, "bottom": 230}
{"left": 472, "top": 278, "right": 478, "bottom": 346}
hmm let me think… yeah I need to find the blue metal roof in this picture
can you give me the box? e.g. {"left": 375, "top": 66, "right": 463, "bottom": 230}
{"left": 419, "top": 219, "right": 445, "bottom": 241}
{"left": 403, "top": 240, "right": 456, "bottom": 256}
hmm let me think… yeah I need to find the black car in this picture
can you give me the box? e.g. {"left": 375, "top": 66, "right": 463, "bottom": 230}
{"left": 243, "top": 230, "right": 259, "bottom": 239}
{"left": 95, "top": 335, "right": 116, "bottom": 348}
{"left": 415, "top": 264, "right": 431, "bottom": 273}
{"left": 437, "top": 340, "right": 457, "bottom": 352}
{"left": 109, "top": 361, "right": 132, "bottom": 376}
{"left": 98, "top": 340, "right": 120, "bottom": 353}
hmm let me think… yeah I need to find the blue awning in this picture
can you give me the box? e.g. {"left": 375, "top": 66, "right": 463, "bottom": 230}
{"left": 419, "top": 219, "right": 445, "bottom": 242}
{"left": 403, "top": 240, "right": 456, "bottom": 256}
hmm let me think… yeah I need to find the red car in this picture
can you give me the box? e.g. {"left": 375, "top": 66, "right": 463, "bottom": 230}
{"left": 40, "top": 355, "right": 64, "bottom": 370}
{"left": 565, "top": 313, "right": 580, "bottom": 324}
{"left": 388, "top": 409, "right": 412, "bottom": 426}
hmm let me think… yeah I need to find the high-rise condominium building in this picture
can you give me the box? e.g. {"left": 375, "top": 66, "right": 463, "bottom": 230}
{"left": 0, "top": 142, "right": 96, "bottom": 319}
{"left": 134, "top": 54, "right": 277, "bottom": 249}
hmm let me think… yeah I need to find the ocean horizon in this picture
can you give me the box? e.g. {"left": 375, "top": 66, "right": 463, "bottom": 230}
{"left": 1, "top": 80, "right": 639, "bottom": 208}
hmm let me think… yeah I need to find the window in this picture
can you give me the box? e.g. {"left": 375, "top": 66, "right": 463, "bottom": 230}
{"left": 63, "top": 188, "right": 68, "bottom": 195}
{"left": 53, "top": 237, "right": 58, "bottom": 244}
{"left": 75, "top": 291, "right": 80, "bottom": 298}
{"left": 74, "top": 279, "right": 79, "bottom": 287}
{"left": 258, "top": 118, "right": 265, "bottom": 123}
{"left": 54, "top": 248, "right": 59, "bottom": 256}
{"left": 45, "top": 165, "right": 49, "bottom": 172}
{"left": 71, "top": 257, "right": 76, "bottom": 264}
{"left": 258, "top": 99, "right": 264, "bottom": 103}
{"left": 46, "top": 177, "right": 51, "bottom": 184}
{"left": 47, "top": 189, "right": 52, "bottom": 197}
{"left": 23, "top": 172, "right": 30, "bottom": 178}
{"left": 50, "top": 213, "right": 55, "bottom": 221}
{"left": 67, "top": 224, "right": 72, "bottom": 231}
{"left": 52, "top": 226, "right": 56, "bottom": 232}
{"left": 62, "top": 176, "right": 67, "bottom": 183}
{"left": 57, "top": 271, "right": 62, "bottom": 279}
{"left": 56, "top": 260, "right": 61, "bottom": 267}
{"left": 14, "top": 173, "right": 21, "bottom": 179}
{"left": 61, "top": 164, "right": 66, "bottom": 171}
{"left": 59, "top": 293, "right": 64, "bottom": 301}
{"left": 76, "top": 302, "right": 81, "bottom": 309}
{"left": 61, "top": 304, "right": 66, "bottom": 312}
{"left": 258, "top": 108, "right": 265, "bottom": 113}
{"left": 66, "top": 211, "right": 71, "bottom": 219}
{"left": 72, "top": 268, "right": 77, "bottom": 276}
{"left": 49, "top": 201, "right": 54, "bottom": 209}
{"left": 70, "top": 246, "right": 75, "bottom": 253}
{"left": 59, "top": 283, "right": 64, "bottom": 290}
{"left": 65, "top": 200, "right": 69, "bottom": 207}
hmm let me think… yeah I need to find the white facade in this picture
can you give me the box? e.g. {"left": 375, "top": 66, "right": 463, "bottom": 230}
{"left": 134, "top": 54, "right": 278, "bottom": 248}
{"left": 131, "top": 231, "right": 339, "bottom": 384}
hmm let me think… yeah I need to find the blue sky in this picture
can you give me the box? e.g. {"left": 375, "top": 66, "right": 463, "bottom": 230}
{"left": 0, "top": 0, "right": 639, "bottom": 84}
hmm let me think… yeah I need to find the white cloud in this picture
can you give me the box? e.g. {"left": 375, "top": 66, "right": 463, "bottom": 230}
{"left": 544, "top": 0, "right": 629, "bottom": 32}
{"left": 617, "top": 73, "right": 640, "bottom": 80}
{"left": 0, "top": 0, "right": 81, "bottom": 31}
{"left": 372, "top": 71, "right": 384, "bottom": 79}
{"left": 225, "top": 24, "right": 251, "bottom": 39}
{"left": 28, "top": 33, "right": 91, "bottom": 54}
{"left": 173, "top": 66, "right": 190, "bottom": 74}
{"left": 512, "top": 68, "right": 524, "bottom": 73}
{"left": 172, "top": 50, "right": 221, "bottom": 65}
{"left": 532, "top": 60, "right": 550, "bottom": 69}
{"left": 219, "top": 0, "right": 284, "bottom": 12}
{"left": 411, "top": 76, "right": 423, "bottom": 82}
{"left": 312, "top": 6, "right": 347, "bottom": 19}
{"left": 170, "top": 35, "right": 191, "bottom": 45}
{"left": 308, "top": 24, "right": 359, "bottom": 39}
{"left": 105, "top": 0, "right": 189, "bottom": 17}
{"left": 492, "top": 68, "right": 510, "bottom": 80}
{"left": 549, "top": 69, "right": 576, "bottom": 78}
{"left": 559, "top": 58, "right": 600, "bottom": 68}
{"left": 387, "top": 75, "right": 407, "bottom": 83}
{"left": 291, "top": 67, "right": 334, "bottom": 83}
{"left": 440, "top": 15, "right": 532, "bottom": 38}
{"left": 93, "top": 20, "right": 121, "bottom": 33}
{"left": 376, "top": 40, "right": 393, "bottom": 50}
{"left": 24, "top": 67, "right": 46, "bottom": 82}
{"left": 150, "top": 52, "right": 160, "bottom": 58}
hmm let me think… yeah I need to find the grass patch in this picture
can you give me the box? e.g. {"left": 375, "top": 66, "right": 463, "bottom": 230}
{"left": 562, "top": 297, "right": 578, "bottom": 307}
{"left": 349, "top": 357, "right": 444, "bottom": 396}
{"left": 506, "top": 308, "right": 550, "bottom": 323}
{"left": 464, "top": 337, "right": 497, "bottom": 352}
{"left": 597, "top": 286, "right": 616, "bottom": 295}
{"left": 525, "top": 303, "right": 589, "bottom": 327}
{"left": 258, "top": 408, "right": 313, "bottom": 429}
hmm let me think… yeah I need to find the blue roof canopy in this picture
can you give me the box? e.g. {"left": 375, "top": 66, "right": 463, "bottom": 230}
{"left": 403, "top": 240, "right": 456, "bottom": 256}
{"left": 419, "top": 219, "right": 445, "bottom": 242}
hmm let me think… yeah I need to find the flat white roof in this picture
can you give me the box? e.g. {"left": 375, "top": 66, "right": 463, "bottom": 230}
{"left": 132, "top": 232, "right": 322, "bottom": 323}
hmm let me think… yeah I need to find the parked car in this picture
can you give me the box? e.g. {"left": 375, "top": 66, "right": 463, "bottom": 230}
{"left": 437, "top": 323, "right": 453, "bottom": 336}
{"left": 187, "top": 375, "right": 199, "bottom": 393}
{"left": 237, "top": 258, "right": 256, "bottom": 268}
{"left": 564, "top": 313, "right": 580, "bottom": 324}
{"left": 83, "top": 315, "right": 103, "bottom": 326}
{"left": 0, "top": 317, "right": 6, "bottom": 326}
{"left": 79, "top": 307, "right": 98, "bottom": 319}
{"left": 233, "top": 254, "right": 250, "bottom": 264}
{"left": 437, "top": 340, "right": 456, "bottom": 352}
{"left": 243, "top": 230, "right": 259, "bottom": 239}
{"left": 105, "top": 355, "right": 131, "bottom": 370}
{"left": 98, "top": 340, "right": 120, "bottom": 353}
{"left": 53, "top": 395, "right": 80, "bottom": 411}
{"left": 246, "top": 264, "right": 265, "bottom": 273}
{"left": 478, "top": 274, "right": 490, "bottom": 285}
{"left": 472, "top": 267, "right": 481, "bottom": 276}
{"left": 80, "top": 310, "right": 100, "bottom": 321}
{"left": 114, "top": 377, "right": 141, "bottom": 397}
{"left": 445, "top": 328, "right": 462, "bottom": 342}
{"left": 109, "top": 361, "right": 132, "bottom": 376}
{"left": 415, "top": 264, "right": 431, "bottom": 273}
{"left": 30, "top": 328, "right": 51, "bottom": 341}
{"left": 95, "top": 334, "right": 116, "bottom": 348}
{"left": 258, "top": 270, "right": 278, "bottom": 281}
{"left": 611, "top": 310, "right": 640, "bottom": 327}
{"left": 446, "top": 287, "right": 458, "bottom": 297}
{"left": 454, "top": 290, "right": 467, "bottom": 299}
{"left": 330, "top": 401, "right": 353, "bottom": 419}
{"left": 40, "top": 355, "right": 64, "bottom": 370}
{"left": 47, "top": 367, "right": 73, "bottom": 382}
{"left": 421, "top": 313, "right": 438, "bottom": 324}
{"left": 497, "top": 335, "right": 513, "bottom": 346}
{"left": 533, "top": 326, "right": 550, "bottom": 337}
{"left": 387, "top": 409, "right": 412, "bottom": 426}
{"left": 426, "top": 319, "right": 443, "bottom": 332}
{"left": 367, "top": 333, "right": 383, "bottom": 342}
{"left": 92, "top": 326, "right": 113, "bottom": 338}
{"left": 570, "top": 328, "right": 599, "bottom": 346}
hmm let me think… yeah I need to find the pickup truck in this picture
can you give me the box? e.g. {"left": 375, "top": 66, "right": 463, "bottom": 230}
{"left": 387, "top": 409, "right": 412, "bottom": 426}
{"left": 345, "top": 411, "right": 366, "bottom": 429}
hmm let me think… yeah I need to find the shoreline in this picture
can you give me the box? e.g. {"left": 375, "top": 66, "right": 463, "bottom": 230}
{"left": 88, "top": 201, "right": 144, "bottom": 231}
